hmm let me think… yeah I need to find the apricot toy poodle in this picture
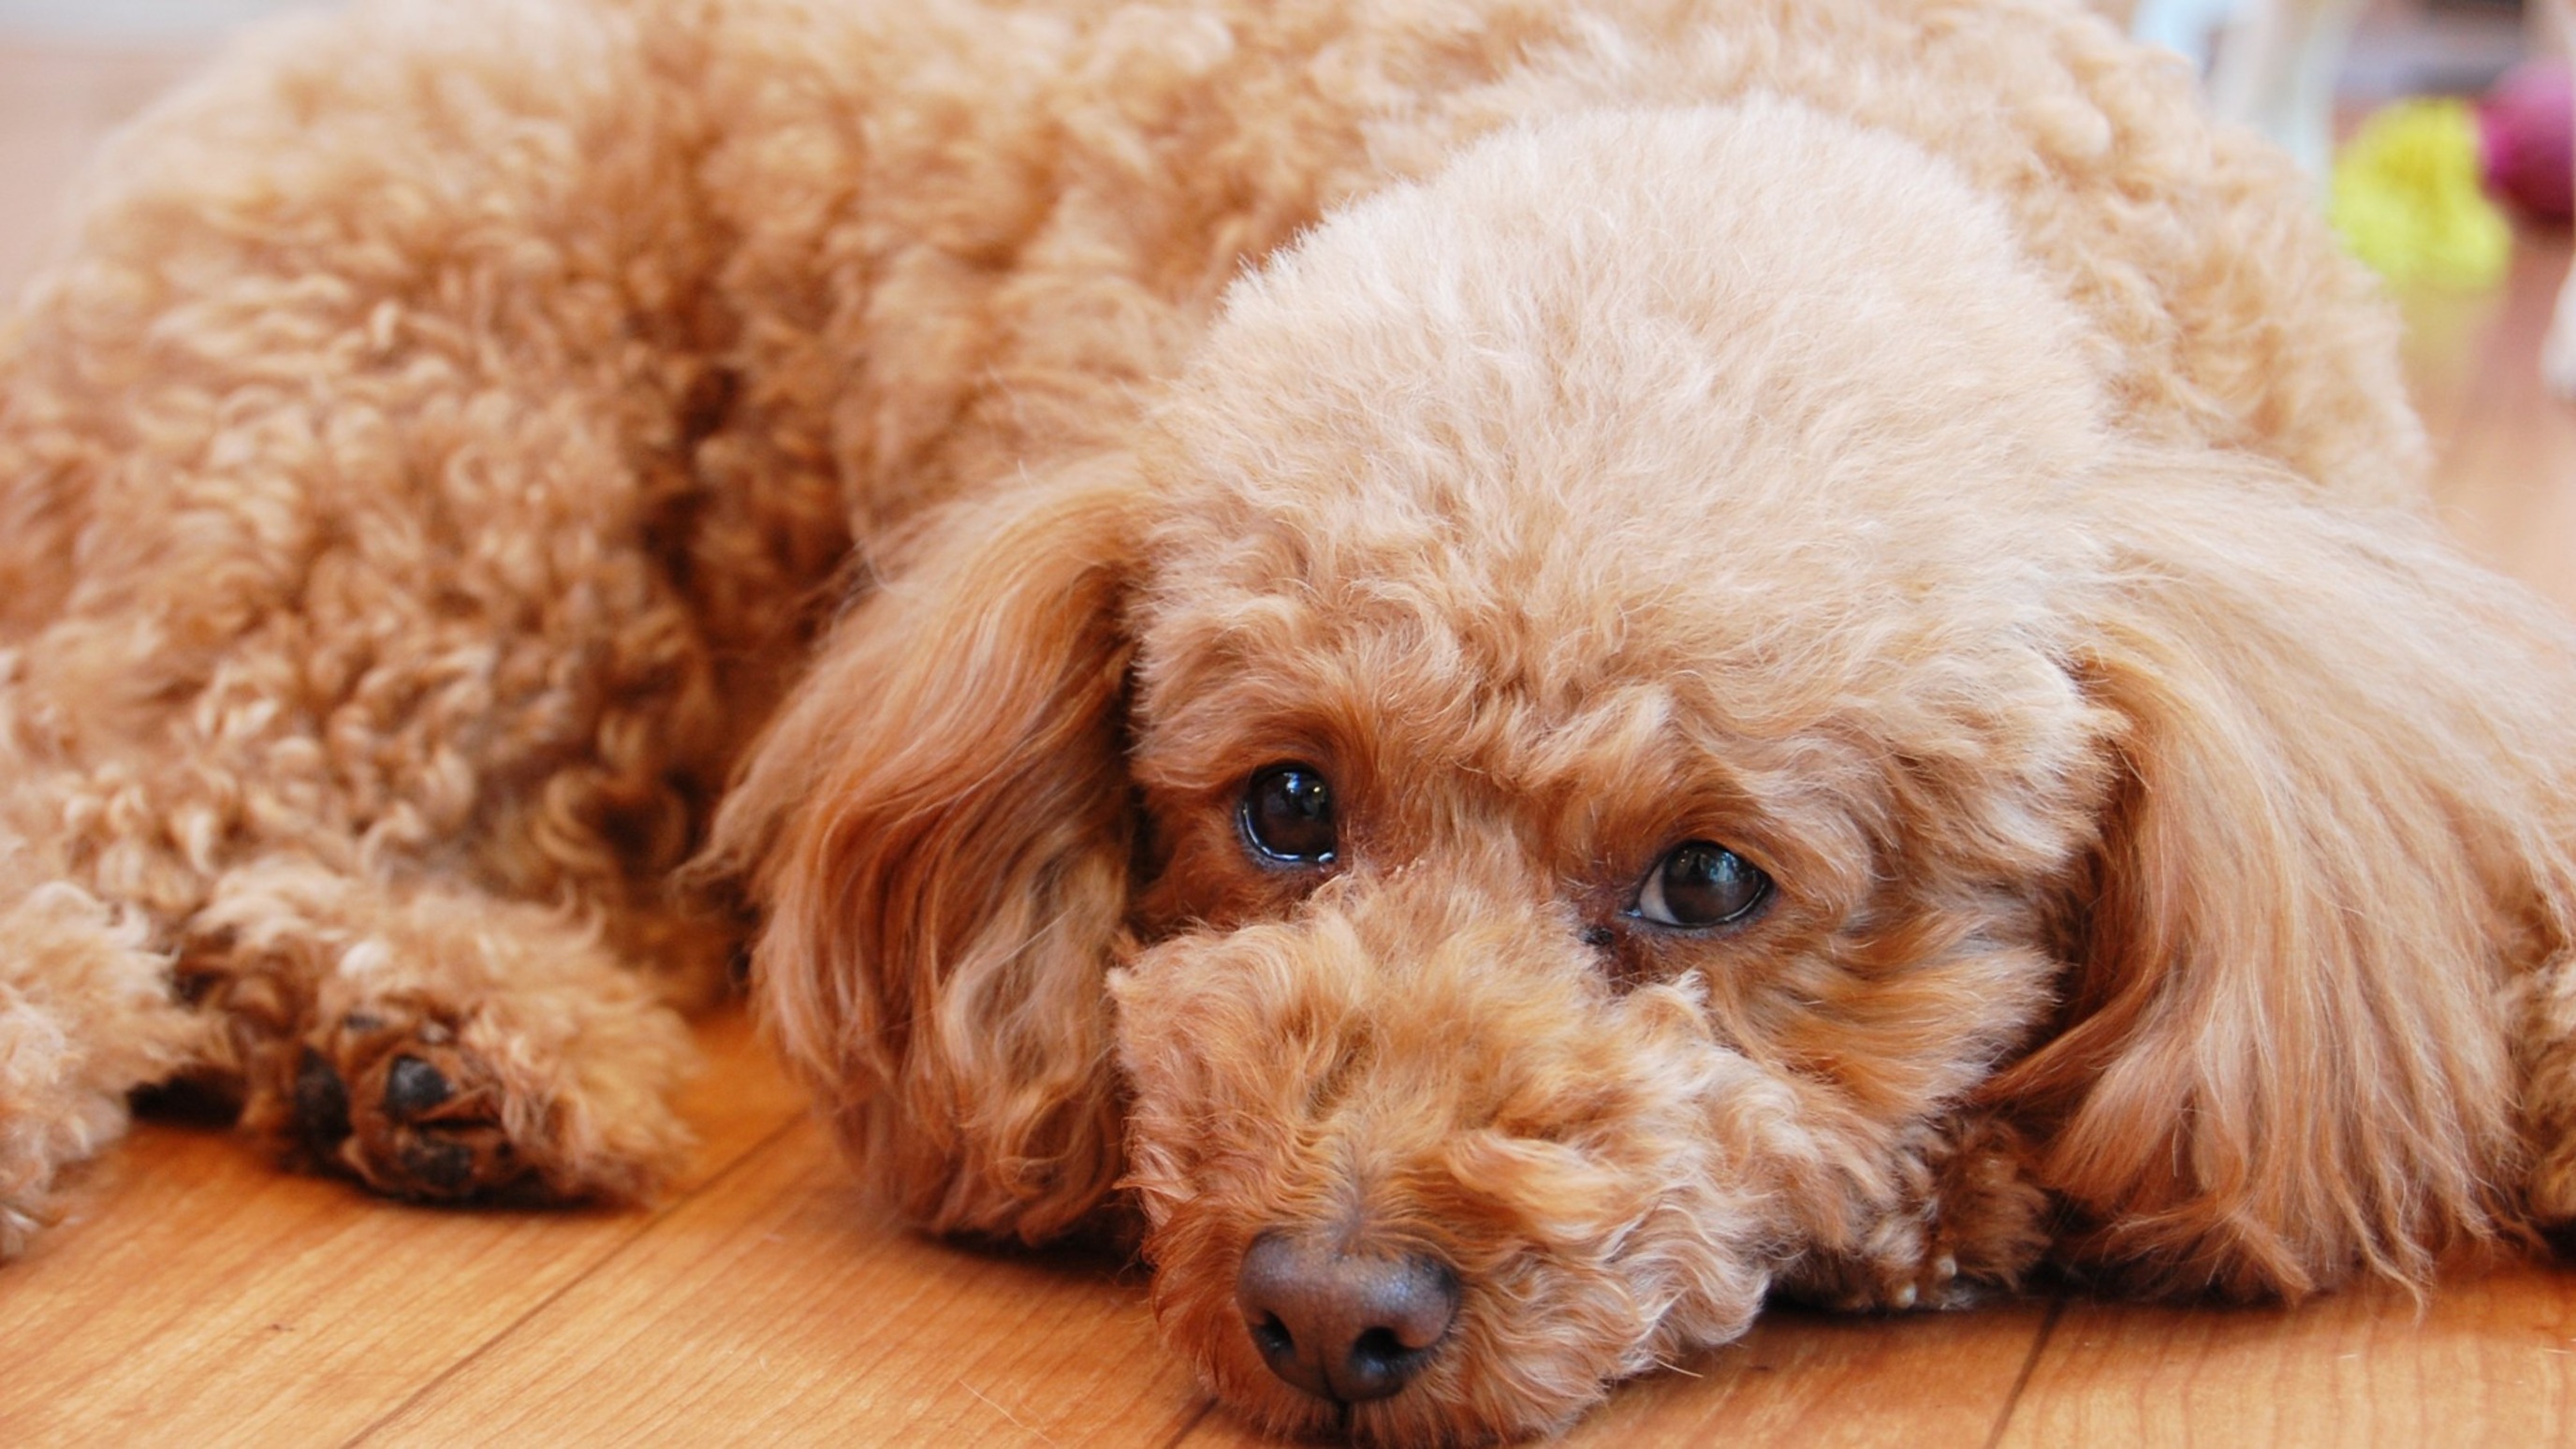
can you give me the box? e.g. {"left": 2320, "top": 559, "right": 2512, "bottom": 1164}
{"left": 7, "top": 0, "right": 2576, "bottom": 1442}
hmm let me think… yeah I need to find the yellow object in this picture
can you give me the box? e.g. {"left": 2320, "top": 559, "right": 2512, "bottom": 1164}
{"left": 2330, "top": 98, "right": 2511, "bottom": 291}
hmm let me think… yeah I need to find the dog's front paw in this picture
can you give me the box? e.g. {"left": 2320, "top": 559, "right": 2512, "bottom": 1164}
{"left": 289, "top": 1005, "right": 534, "bottom": 1201}
{"left": 1784, "top": 1210, "right": 1976, "bottom": 1313}
{"left": 249, "top": 959, "right": 697, "bottom": 1208}
{"left": 191, "top": 872, "right": 702, "bottom": 1208}
{"left": 278, "top": 990, "right": 695, "bottom": 1204}
{"left": 1780, "top": 1114, "right": 2053, "bottom": 1313}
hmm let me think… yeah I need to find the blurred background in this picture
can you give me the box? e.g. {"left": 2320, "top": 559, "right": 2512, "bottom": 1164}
{"left": 2344, "top": 0, "right": 2530, "bottom": 97}
{"left": 0, "top": 2, "right": 321, "bottom": 40}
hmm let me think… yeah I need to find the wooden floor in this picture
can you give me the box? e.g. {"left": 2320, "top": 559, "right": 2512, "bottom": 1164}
{"left": 9, "top": 30, "right": 2576, "bottom": 1449}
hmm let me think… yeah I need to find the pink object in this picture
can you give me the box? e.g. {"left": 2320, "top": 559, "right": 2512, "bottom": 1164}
{"left": 2481, "top": 59, "right": 2574, "bottom": 222}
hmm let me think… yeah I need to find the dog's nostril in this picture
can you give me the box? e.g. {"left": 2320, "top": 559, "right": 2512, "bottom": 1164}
{"left": 1251, "top": 1312, "right": 1295, "bottom": 1358}
{"left": 1350, "top": 1325, "right": 1408, "bottom": 1372}
{"left": 1236, "top": 1230, "right": 1461, "bottom": 1403}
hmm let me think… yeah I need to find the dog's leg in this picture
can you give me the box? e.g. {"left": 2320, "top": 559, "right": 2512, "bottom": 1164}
{"left": 0, "top": 605, "right": 727, "bottom": 1212}
{"left": 0, "top": 403, "right": 739, "bottom": 1208}
{"left": 0, "top": 349, "right": 740, "bottom": 1208}
{"left": 0, "top": 0, "right": 823, "bottom": 1221}
{"left": 1776, "top": 1114, "right": 2054, "bottom": 1312}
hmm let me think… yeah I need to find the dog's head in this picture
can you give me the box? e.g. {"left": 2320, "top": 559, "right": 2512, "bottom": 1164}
{"left": 718, "top": 101, "right": 2549, "bottom": 1442}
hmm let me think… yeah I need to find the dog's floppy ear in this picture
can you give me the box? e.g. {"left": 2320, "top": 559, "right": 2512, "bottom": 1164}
{"left": 711, "top": 456, "right": 1143, "bottom": 1244}
{"left": 1993, "top": 446, "right": 2576, "bottom": 1297}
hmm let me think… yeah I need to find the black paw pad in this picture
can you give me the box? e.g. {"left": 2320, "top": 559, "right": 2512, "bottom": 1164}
{"left": 400, "top": 1133, "right": 476, "bottom": 1194}
{"left": 383, "top": 1055, "right": 453, "bottom": 1120}
{"left": 295, "top": 1047, "right": 351, "bottom": 1151}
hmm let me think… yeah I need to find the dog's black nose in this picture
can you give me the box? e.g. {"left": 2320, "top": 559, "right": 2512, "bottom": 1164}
{"left": 1235, "top": 1231, "right": 1459, "bottom": 1402}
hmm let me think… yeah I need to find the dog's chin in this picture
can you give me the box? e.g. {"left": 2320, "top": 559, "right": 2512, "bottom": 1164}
{"left": 1110, "top": 876, "right": 1796, "bottom": 1443}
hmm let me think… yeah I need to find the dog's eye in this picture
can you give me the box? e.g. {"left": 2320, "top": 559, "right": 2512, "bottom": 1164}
{"left": 1632, "top": 841, "right": 1770, "bottom": 929}
{"left": 1239, "top": 764, "right": 1337, "bottom": 866}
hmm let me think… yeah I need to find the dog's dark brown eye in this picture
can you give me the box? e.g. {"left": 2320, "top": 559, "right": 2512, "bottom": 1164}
{"left": 1632, "top": 841, "right": 1770, "bottom": 929}
{"left": 1240, "top": 764, "right": 1337, "bottom": 866}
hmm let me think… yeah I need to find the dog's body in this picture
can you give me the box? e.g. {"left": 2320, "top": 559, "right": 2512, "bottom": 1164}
{"left": 7, "top": 0, "right": 2576, "bottom": 1442}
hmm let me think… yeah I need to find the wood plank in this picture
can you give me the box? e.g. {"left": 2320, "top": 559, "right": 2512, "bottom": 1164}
{"left": 1559, "top": 1300, "right": 2056, "bottom": 1449}
{"left": 1994, "top": 1266, "right": 2576, "bottom": 1446}
{"left": 0, "top": 1008, "right": 807, "bottom": 1448}
{"left": 357, "top": 1117, "right": 1212, "bottom": 1448}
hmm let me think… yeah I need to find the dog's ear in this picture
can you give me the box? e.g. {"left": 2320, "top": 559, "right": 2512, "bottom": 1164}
{"left": 711, "top": 456, "right": 1143, "bottom": 1244}
{"left": 1991, "top": 446, "right": 2576, "bottom": 1297}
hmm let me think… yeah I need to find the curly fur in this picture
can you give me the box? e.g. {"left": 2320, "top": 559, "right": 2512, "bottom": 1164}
{"left": 7, "top": 0, "right": 2576, "bottom": 1442}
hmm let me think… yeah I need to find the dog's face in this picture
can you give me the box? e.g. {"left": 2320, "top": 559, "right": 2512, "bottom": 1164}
{"left": 721, "top": 97, "right": 2546, "bottom": 1445}
{"left": 1105, "top": 105, "right": 2114, "bottom": 1439}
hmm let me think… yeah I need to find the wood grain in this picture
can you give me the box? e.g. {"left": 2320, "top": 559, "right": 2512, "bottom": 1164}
{"left": 7, "top": 23, "right": 2576, "bottom": 1449}
{"left": 1551, "top": 1301, "right": 2057, "bottom": 1449}
{"left": 1997, "top": 1267, "right": 2576, "bottom": 1445}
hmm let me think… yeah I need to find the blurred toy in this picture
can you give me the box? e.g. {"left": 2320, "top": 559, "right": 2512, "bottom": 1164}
{"left": 2329, "top": 60, "right": 2576, "bottom": 294}
{"left": 2331, "top": 97, "right": 2513, "bottom": 290}
{"left": 2481, "top": 59, "right": 2573, "bottom": 223}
